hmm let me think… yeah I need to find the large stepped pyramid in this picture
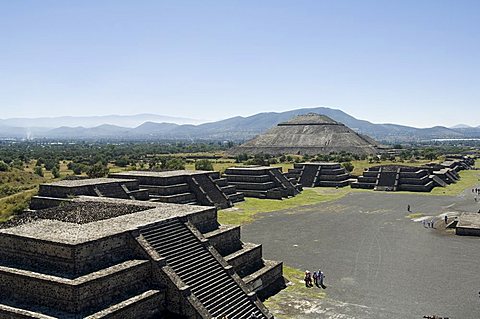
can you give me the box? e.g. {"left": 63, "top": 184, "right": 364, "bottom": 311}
{"left": 223, "top": 166, "right": 300, "bottom": 199}
{"left": 228, "top": 113, "right": 380, "bottom": 156}
{"left": 0, "top": 196, "right": 280, "bottom": 318}
{"left": 286, "top": 162, "right": 351, "bottom": 188}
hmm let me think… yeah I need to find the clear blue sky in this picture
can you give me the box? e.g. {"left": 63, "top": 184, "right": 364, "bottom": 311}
{"left": 1, "top": 0, "right": 479, "bottom": 127}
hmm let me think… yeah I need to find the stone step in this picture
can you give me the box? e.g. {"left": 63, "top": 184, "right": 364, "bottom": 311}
{"left": 149, "top": 192, "right": 196, "bottom": 203}
{"left": 139, "top": 220, "right": 267, "bottom": 319}
{"left": 228, "top": 192, "right": 245, "bottom": 203}
{"left": 213, "top": 177, "right": 228, "bottom": 187}
{"left": 84, "top": 289, "right": 164, "bottom": 319}
{"left": 242, "top": 259, "right": 284, "bottom": 295}
{"left": 221, "top": 185, "right": 238, "bottom": 195}
{"left": 224, "top": 174, "right": 272, "bottom": 183}
{"left": 142, "top": 183, "right": 190, "bottom": 195}
{"left": 203, "top": 225, "right": 242, "bottom": 256}
{"left": 226, "top": 181, "right": 276, "bottom": 191}
{"left": 225, "top": 243, "right": 263, "bottom": 277}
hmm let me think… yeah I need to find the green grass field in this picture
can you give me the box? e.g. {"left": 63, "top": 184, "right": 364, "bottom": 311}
{"left": 429, "top": 161, "right": 480, "bottom": 196}
{"left": 218, "top": 187, "right": 367, "bottom": 225}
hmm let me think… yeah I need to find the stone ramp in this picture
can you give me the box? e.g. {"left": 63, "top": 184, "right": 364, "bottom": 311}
{"left": 140, "top": 219, "right": 268, "bottom": 319}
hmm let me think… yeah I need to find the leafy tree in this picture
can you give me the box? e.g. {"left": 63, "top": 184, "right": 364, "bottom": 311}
{"left": 44, "top": 159, "right": 58, "bottom": 171}
{"left": 12, "top": 159, "right": 24, "bottom": 170}
{"left": 235, "top": 153, "right": 248, "bottom": 163}
{"left": 87, "top": 162, "right": 109, "bottom": 178}
{"left": 195, "top": 159, "right": 214, "bottom": 171}
{"left": 0, "top": 161, "right": 9, "bottom": 171}
{"left": 52, "top": 166, "right": 61, "bottom": 178}
{"left": 34, "top": 166, "right": 44, "bottom": 177}
{"left": 341, "top": 162, "right": 354, "bottom": 173}
{"left": 36, "top": 158, "right": 44, "bottom": 166}
{"left": 114, "top": 157, "right": 129, "bottom": 167}
{"left": 165, "top": 158, "right": 185, "bottom": 170}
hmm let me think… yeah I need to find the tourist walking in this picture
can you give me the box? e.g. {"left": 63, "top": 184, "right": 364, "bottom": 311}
{"left": 318, "top": 270, "right": 326, "bottom": 289}
{"left": 407, "top": 204, "right": 411, "bottom": 212}
{"left": 444, "top": 215, "right": 448, "bottom": 224}
{"left": 304, "top": 270, "right": 313, "bottom": 287}
{"left": 313, "top": 271, "right": 319, "bottom": 287}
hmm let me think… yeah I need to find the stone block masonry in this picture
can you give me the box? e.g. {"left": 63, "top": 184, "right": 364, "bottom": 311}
{"left": 0, "top": 196, "right": 282, "bottom": 318}
{"left": 110, "top": 170, "right": 244, "bottom": 209}
{"left": 223, "top": 166, "right": 300, "bottom": 199}
{"left": 286, "top": 162, "right": 350, "bottom": 188}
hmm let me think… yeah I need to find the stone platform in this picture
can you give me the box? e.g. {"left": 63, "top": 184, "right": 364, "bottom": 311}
{"left": 351, "top": 165, "right": 444, "bottom": 192}
{"left": 0, "top": 197, "right": 282, "bottom": 318}
{"left": 31, "top": 178, "right": 149, "bottom": 210}
{"left": 455, "top": 213, "right": 480, "bottom": 236}
{"left": 223, "top": 166, "right": 300, "bottom": 199}
{"left": 286, "top": 162, "right": 350, "bottom": 188}
{"left": 110, "top": 170, "right": 244, "bottom": 209}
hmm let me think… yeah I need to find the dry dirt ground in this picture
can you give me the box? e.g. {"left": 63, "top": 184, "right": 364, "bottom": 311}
{"left": 243, "top": 186, "right": 480, "bottom": 319}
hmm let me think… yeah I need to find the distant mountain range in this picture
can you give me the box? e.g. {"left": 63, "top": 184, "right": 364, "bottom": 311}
{"left": 1, "top": 107, "right": 479, "bottom": 142}
{"left": 0, "top": 113, "right": 202, "bottom": 128}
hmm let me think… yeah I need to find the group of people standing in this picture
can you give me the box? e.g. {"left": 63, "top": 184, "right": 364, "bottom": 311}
{"left": 304, "top": 270, "right": 326, "bottom": 289}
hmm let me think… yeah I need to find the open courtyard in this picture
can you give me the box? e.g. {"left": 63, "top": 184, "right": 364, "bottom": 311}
{"left": 242, "top": 186, "right": 480, "bottom": 318}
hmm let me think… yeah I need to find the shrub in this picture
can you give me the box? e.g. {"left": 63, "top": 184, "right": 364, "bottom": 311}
{"left": 87, "top": 163, "right": 109, "bottom": 178}
{"left": 341, "top": 162, "right": 354, "bottom": 173}
{"left": 52, "top": 166, "right": 61, "bottom": 178}
{"left": 0, "top": 161, "right": 9, "bottom": 172}
{"left": 34, "top": 166, "right": 44, "bottom": 177}
{"left": 165, "top": 158, "right": 185, "bottom": 170}
{"left": 195, "top": 159, "right": 214, "bottom": 171}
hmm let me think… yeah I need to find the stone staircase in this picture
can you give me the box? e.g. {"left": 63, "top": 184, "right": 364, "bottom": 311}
{"left": 299, "top": 164, "right": 319, "bottom": 187}
{"left": 374, "top": 170, "right": 398, "bottom": 191}
{"left": 139, "top": 219, "right": 268, "bottom": 319}
{"left": 189, "top": 174, "right": 232, "bottom": 209}
{"left": 268, "top": 168, "right": 299, "bottom": 197}
{"left": 212, "top": 176, "right": 245, "bottom": 204}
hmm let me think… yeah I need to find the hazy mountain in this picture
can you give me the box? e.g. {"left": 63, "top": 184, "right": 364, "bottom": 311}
{"left": 451, "top": 124, "right": 472, "bottom": 129}
{"left": 1, "top": 107, "right": 479, "bottom": 142}
{"left": 0, "top": 113, "right": 203, "bottom": 128}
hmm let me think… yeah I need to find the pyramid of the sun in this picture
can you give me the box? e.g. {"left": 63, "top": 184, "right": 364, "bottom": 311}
{"left": 229, "top": 113, "right": 380, "bottom": 156}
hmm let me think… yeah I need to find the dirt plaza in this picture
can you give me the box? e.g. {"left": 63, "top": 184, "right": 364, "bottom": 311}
{"left": 243, "top": 188, "right": 480, "bottom": 319}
